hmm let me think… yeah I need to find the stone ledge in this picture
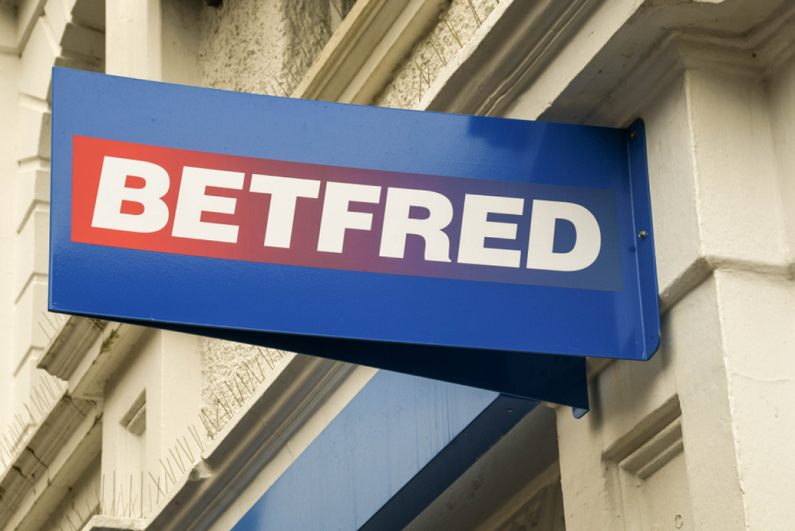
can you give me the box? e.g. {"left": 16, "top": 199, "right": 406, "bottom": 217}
{"left": 37, "top": 316, "right": 107, "bottom": 380}
{"left": 0, "top": 393, "right": 96, "bottom": 530}
{"left": 81, "top": 515, "right": 145, "bottom": 531}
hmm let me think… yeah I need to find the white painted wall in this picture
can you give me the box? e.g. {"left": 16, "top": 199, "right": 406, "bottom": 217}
{"left": 199, "top": 0, "right": 290, "bottom": 94}
{"left": 101, "top": 329, "right": 203, "bottom": 515}
{"left": 769, "top": 57, "right": 795, "bottom": 259}
{"left": 14, "top": 15, "right": 55, "bottom": 424}
{"left": 0, "top": 51, "right": 20, "bottom": 444}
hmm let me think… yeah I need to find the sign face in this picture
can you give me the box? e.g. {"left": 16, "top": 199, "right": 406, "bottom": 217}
{"left": 72, "top": 136, "right": 622, "bottom": 292}
{"left": 50, "top": 68, "right": 660, "bottom": 409}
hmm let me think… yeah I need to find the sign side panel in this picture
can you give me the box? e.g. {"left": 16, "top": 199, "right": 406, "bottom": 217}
{"left": 627, "top": 120, "right": 661, "bottom": 359}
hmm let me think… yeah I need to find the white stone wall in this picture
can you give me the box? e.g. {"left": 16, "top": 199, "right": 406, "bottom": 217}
{"left": 199, "top": 0, "right": 291, "bottom": 94}
{"left": 198, "top": 337, "right": 287, "bottom": 441}
{"left": 0, "top": 50, "right": 20, "bottom": 448}
{"left": 198, "top": 0, "right": 338, "bottom": 96}
{"left": 769, "top": 57, "right": 795, "bottom": 255}
{"left": 0, "top": 0, "right": 104, "bottom": 491}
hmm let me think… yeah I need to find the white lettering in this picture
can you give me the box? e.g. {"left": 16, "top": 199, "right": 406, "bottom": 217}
{"left": 317, "top": 182, "right": 381, "bottom": 253}
{"left": 526, "top": 200, "right": 601, "bottom": 271}
{"left": 458, "top": 194, "right": 524, "bottom": 268}
{"left": 379, "top": 188, "right": 453, "bottom": 261}
{"left": 92, "top": 156, "right": 170, "bottom": 233}
{"left": 250, "top": 175, "right": 321, "bottom": 248}
{"left": 172, "top": 167, "right": 245, "bottom": 243}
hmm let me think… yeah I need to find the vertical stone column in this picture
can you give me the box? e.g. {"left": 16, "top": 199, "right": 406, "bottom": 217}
{"left": 106, "top": 0, "right": 161, "bottom": 79}
{"left": 0, "top": 51, "right": 20, "bottom": 436}
{"left": 13, "top": 14, "right": 60, "bottom": 434}
{"left": 682, "top": 61, "right": 795, "bottom": 529}
{"left": 106, "top": 0, "right": 200, "bottom": 84}
{"left": 556, "top": 41, "right": 795, "bottom": 531}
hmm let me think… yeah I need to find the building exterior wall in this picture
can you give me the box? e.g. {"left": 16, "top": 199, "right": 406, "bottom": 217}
{"left": 0, "top": 49, "right": 20, "bottom": 444}
{"left": 0, "top": 0, "right": 793, "bottom": 530}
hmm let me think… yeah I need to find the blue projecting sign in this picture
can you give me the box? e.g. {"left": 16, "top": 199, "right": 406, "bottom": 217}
{"left": 49, "top": 68, "right": 661, "bottom": 410}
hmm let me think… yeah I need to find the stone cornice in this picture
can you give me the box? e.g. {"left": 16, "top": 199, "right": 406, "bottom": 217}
{"left": 409, "top": 0, "right": 792, "bottom": 124}
{"left": 0, "top": 0, "right": 45, "bottom": 55}
{"left": 37, "top": 316, "right": 107, "bottom": 380}
{"left": 537, "top": 1, "right": 793, "bottom": 126}
{"left": 67, "top": 323, "right": 151, "bottom": 401}
{"left": 38, "top": 319, "right": 151, "bottom": 401}
{"left": 423, "top": 0, "right": 597, "bottom": 116}
{"left": 293, "top": 0, "right": 448, "bottom": 104}
{"left": 0, "top": 392, "right": 98, "bottom": 531}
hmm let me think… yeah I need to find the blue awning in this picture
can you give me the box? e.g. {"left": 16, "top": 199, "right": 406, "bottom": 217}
{"left": 232, "top": 370, "right": 539, "bottom": 531}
